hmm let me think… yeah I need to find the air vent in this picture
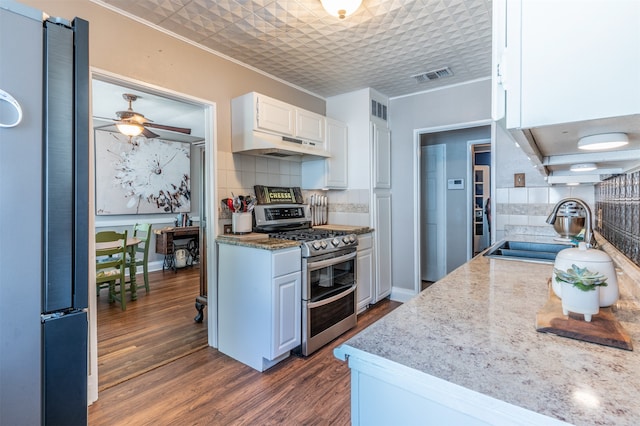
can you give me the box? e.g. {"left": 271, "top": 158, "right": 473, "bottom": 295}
{"left": 411, "top": 67, "right": 453, "bottom": 83}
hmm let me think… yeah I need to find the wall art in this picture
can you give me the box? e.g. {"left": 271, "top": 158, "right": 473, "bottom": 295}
{"left": 95, "top": 130, "right": 191, "bottom": 215}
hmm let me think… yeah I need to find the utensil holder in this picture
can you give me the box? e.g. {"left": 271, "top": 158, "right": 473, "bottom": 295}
{"left": 232, "top": 212, "right": 252, "bottom": 234}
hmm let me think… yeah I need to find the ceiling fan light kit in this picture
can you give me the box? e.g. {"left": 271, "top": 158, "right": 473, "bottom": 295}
{"left": 320, "top": 0, "right": 362, "bottom": 19}
{"left": 116, "top": 121, "right": 144, "bottom": 137}
{"left": 577, "top": 132, "right": 629, "bottom": 151}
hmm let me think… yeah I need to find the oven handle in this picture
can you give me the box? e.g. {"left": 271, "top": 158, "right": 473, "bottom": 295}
{"left": 306, "top": 249, "right": 357, "bottom": 271}
{"left": 307, "top": 283, "right": 357, "bottom": 309}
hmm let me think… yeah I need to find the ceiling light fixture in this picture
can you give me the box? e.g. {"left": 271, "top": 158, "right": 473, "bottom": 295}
{"left": 578, "top": 133, "right": 629, "bottom": 151}
{"left": 320, "top": 0, "right": 362, "bottom": 19}
{"left": 116, "top": 120, "right": 144, "bottom": 137}
{"left": 570, "top": 163, "right": 597, "bottom": 172}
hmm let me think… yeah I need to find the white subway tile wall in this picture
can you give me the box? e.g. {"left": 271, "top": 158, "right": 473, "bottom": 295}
{"left": 495, "top": 184, "right": 596, "bottom": 240}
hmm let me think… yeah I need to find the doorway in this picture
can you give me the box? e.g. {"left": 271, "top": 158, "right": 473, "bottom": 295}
{"left": 470, "top": 141, "right": 491, "bottom": 256}
{"left": 417, "top": 125, "right": 491, "bottom": 290}
{"left": 89, "top": 71, "right": 216, "bottom": 400}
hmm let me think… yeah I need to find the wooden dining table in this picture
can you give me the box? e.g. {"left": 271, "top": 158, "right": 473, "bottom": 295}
{"left": 96, "top": 237, "right": 141, "bottom": 299}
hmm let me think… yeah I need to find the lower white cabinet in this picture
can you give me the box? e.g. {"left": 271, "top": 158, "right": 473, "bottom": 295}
{"left": 356, "top": 233, "right": 374, "bottom": 313}
{"left": 372, "top": 193, "right": 392, "bottom": 302}
{"left": 218, "top": 243, "right": 301, "bottom": 372}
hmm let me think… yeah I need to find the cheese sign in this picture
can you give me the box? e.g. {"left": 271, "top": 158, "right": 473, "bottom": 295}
{"left": 254, "top": 185, "right": 303, "bottom": 204}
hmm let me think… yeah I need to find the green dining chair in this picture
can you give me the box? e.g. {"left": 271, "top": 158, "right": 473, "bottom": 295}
{"left": 96, "top": 230, "right": 129, "bottom": 310}
{"left": 128, "top": 223, "right": 152, "bottom": 294}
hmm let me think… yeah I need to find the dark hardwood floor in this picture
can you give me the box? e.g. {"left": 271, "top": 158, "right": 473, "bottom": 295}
{"left": 90, "top": 267, "right": 401, "bottom": 425}
{"left": 96, "top": 265, "right": 207, "bottom": 392}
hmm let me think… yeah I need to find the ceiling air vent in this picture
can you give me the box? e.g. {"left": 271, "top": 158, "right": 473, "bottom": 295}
{"left": 411, "top": 67, "right": 453, "bottom": 83}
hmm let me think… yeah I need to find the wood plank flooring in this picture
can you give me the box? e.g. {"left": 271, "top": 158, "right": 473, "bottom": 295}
{"left": 96, "top": 266, "right": 207, "bottom": 392}
{"left": 90, "top": 269, "right": 401, "bottom": 425}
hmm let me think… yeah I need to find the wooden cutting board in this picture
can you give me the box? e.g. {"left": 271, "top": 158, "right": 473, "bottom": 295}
{"left": 536, "top": 280, "right": 633, "bottom": 350}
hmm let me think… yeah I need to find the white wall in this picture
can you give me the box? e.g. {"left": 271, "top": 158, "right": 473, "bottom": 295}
{"left": 389, "top": 78, "right": 492, "bottom": 293}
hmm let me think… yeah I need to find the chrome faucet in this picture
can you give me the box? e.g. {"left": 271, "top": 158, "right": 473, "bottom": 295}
{"left": 546, "top": 198, "right": 597, "bottom": 248}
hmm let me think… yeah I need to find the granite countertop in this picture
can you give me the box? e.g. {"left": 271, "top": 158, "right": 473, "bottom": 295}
{"left": 339, "top": 242, "right": 640, "bottom": 424}
{"left": 313, "top": 224, "right": 373, "bottom": 235}
{"left": 216, "top": 234, "right": 300, "bottom": 251}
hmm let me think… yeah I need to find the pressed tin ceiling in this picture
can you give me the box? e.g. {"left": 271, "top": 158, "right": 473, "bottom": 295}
{"left": 94, "top": 0, "right": 493, "bottom": 98}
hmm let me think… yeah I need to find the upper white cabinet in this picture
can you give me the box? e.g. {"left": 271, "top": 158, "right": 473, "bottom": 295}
{"left": 302, "top": 117, "right": 348, "bottom": 189}
{"left": 255, "top": 94, "right": 296, "bottom": 136}
{"left": 296, "top": 109, "right": 325, "bottom": 143}
{"left": 495, "top": 0, "right": 640, "bottom": 128}
{"left": 372, "top": 122, "right": 391, "bottom": 189}
{"left": 232, "top": 92, "right": 329, "bottom": 160}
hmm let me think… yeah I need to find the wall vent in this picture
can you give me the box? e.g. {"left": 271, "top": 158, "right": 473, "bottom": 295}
{"left": 411, "top": 67, "right": 453, "bottom": 83}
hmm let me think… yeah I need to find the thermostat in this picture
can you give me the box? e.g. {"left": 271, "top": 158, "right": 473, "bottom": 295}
{"left": 447, "top": 178, "right": 464, "bottom": 190}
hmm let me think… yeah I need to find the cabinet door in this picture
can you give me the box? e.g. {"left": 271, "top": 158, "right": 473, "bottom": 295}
{"left": 255, "top": 94, "right": 295, "bottom": 136}
{"left": 373, "top": 123, "right": 391, "bottom": 189}
{"left": 325, "top": 118, "right": 348, "bottom": 188}
{"left": 373, "top": 193, "right": 392, "bottom": 301}
{"left": 296, "top": 109, "right": 325, "bottom": 143}
{"left": 505, "top": 0, "right": 640, "bottom": 128}
{"left": 357, "top": 247, "right": 373, "bottom": 313}
{"left": 271, "top": 271, "right": 301, "bottom": 359}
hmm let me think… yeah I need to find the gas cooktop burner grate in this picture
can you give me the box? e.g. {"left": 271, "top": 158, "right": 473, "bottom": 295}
{"left": 268, "top": 229, "right": 348, "bottom": 242}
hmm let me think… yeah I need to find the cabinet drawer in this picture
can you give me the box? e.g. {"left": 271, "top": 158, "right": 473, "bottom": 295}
{"left": 357, "top": 233, "right": 373, "bottom": 251}
{"left": 272, "top": 247, "right": 301, "bottom": 277}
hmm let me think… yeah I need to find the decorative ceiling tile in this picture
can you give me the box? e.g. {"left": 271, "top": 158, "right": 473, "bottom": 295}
{"left": 98, "top": 0, "right": 493, "bottom": 98}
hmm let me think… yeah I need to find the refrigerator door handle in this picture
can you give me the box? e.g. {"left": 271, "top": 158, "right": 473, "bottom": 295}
{"left": 0, "top": 88, "right": 23, "bottom": 127}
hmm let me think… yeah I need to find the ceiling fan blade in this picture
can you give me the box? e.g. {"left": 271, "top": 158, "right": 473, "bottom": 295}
{"left": 142, "top": 127, "right": 160, "bottom": 138}
{"left": 145, "top": 122, "right": 192, "bottom": 135}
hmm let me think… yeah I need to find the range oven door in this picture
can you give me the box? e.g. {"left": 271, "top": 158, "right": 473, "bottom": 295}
{"left": 302, "top": 249, "right": 357, "bottom": 356}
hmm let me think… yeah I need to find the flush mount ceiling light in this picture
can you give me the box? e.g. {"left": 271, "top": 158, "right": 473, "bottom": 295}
{"left": 115, "top": 120, "right": 144, "bottom": 137}
{"left": 320, "top": 0, "right": 362, "bottom": 19}
{"left": 570, "top": 163, "right": 597, "bottom": 172}
{"left": 578, "top": 132, "right": 629, "bottom": 151}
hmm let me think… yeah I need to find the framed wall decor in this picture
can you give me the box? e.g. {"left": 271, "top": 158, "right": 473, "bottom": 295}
{"left": 95, "top": 130, "right": 191, "bottom": 215}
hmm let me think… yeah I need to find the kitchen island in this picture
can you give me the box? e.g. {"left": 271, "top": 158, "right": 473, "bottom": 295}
{"left": 335, "top": 239, "right": 640, "bottom": 425}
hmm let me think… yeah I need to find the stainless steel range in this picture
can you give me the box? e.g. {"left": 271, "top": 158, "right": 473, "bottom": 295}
{"left": 253, "top": 186, "right": 358, "bottom": 355}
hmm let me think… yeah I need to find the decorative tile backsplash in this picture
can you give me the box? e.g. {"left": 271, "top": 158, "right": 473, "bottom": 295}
{"left": 595, "top": 171, "right": 640, "bottom": 268}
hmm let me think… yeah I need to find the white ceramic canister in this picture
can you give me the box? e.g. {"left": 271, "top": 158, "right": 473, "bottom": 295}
{"left": 552, "top": 242, "right": 618, "bottom": 307}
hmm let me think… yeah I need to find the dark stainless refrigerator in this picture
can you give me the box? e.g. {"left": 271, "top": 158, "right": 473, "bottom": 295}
{"left": 0, "top": 1, "right": 89, "bottom": 425}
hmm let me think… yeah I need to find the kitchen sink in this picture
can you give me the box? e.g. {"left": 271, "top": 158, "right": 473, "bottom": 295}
{"left": 483, "top": 240, "right": 572, "bottom": 264}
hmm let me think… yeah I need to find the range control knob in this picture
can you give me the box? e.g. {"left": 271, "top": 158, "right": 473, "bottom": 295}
{"left": 320, "top": 240, "right": 328, "bottom": 249}
{"left": 332, "top": 238, "right": 340, "bottom": 247}
{"left": 349, "top": 235, "right": 356, "bottom": 243}
{"left": 312, "top": 241, "right": 322, "bottom": 250}
{"left": 342, "top": 236, "right": 351, "bottom": 244}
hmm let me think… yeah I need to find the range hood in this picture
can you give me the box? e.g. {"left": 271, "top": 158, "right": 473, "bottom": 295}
{"left": 232, "top": 130, "right": 331, "bottom": 162}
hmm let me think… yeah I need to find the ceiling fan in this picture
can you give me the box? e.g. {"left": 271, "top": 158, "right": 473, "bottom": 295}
{"left": 110, "top": 93, "right": 192, "bottom": 139}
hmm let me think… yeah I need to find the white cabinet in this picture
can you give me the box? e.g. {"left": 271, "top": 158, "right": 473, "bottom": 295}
{"left": 372, "top": 123, "right": 391, "bottom": 189}
{"left": 495, "top": 0, "right": 640, "bottom": 128}
{"left": 326, "top": 88, "right": 392, "bottom": 303}
{"left": 296, "top": 109, "right": 325, "bottom": 143}
{"left": 301, "top": 117, "right": 348, "bottom": 189}
{"left": 356, "top": 233, "right": 374, "bottom": 313}
{"left": 218, "top": 243, "right": 301, "bottom": 372}
{"left": 373, "top": 193, "right": 392, "bottom": 302}
{"left": 254, "top": 94, "right": 295, "bottom": 136}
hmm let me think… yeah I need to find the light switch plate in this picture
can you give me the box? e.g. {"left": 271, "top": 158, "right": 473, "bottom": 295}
{"left": 514, "top": 173, "right": 525, "bottom": 187}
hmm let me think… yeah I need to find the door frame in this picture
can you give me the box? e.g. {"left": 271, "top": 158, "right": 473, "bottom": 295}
{"left": 466, "top": 138, "right": 491, "bottom": 259}
{"left": 87, "top": 68, "right": 218, "bottom": 403}
{"left": 412, "top": 119, "right": 492, "bottom": 294}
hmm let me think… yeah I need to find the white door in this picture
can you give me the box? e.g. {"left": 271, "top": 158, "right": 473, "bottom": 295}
{"left": 421, "top": 144, "right": 446, "bottom": 282}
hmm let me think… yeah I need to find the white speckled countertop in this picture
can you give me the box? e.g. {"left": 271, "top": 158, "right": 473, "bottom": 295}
{"left": 339, "top": 236, "right": 640, "bottom": 424}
